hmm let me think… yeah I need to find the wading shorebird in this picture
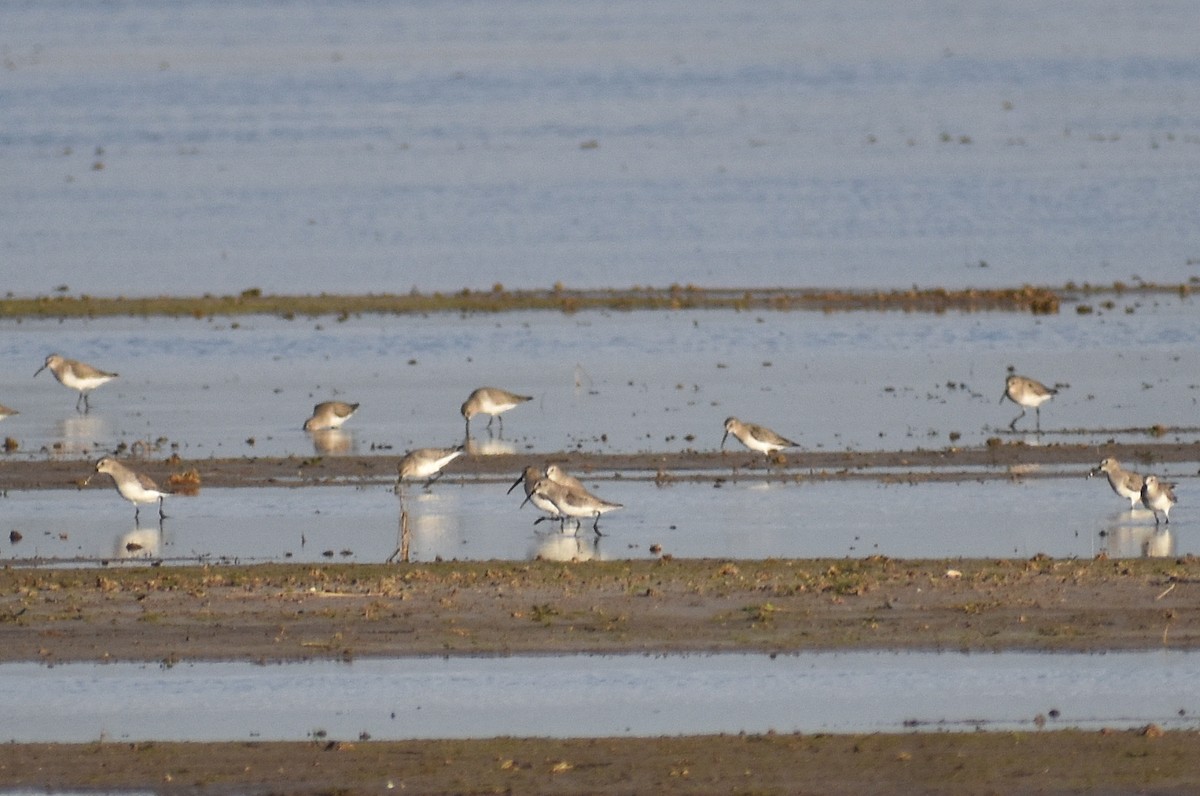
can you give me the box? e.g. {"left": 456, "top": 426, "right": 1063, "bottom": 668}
{"left": 88, "top": 457, "right": 169, "bottom": 524}
{"left": 461, "top": 387, "right": 533, "bottom": 436}
{"left": 34, "top": 354, "right": 118, "bottom": 413}
{"left": 1141, "top": 475, "right": 1177, "bottom": 526}
{"left": 302, "top": 401, "right": 359, "bottom": 431}
{"left": 721, "top": 417, "right": 798, "bottom": 458}
{"left": 508, "top": 465, "right": 564, "bottom": 527}
{"left": 1089, "top": 458, "right": 1145, "bottom": 510}
{"left": 520, "top": 477, "right": 622, "bottom": 536}
{"left": 396, "top": 446, "right": 464, "bottom": 494}
{"left": 0, "top": 404, "right": 17, "bottom": 421}
{"left": 1001, "top": 374, "right": 1057, "bottom": 431}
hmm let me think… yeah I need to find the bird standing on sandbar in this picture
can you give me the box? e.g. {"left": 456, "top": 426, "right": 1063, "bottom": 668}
{"left": 1001, "top": 374, "right": 1057, "bottom": 431}
{"left": 721, "top": 417, "right": 798, "bottom": 458}
{"left": 1089, "top": 457, "right": 1144, "bottom": 510}
{"left": 1141, "top": 475, "right": 1177, "bottom": 525}
{"left": 302, "top": 401, "right": 359, "bottom": 431}
{"left": 88, "top": 457, "right": 169, "bottom": 524}
{"left": 35, "top": 354, "right": 118, "bottom": 413}
{"left": 396, "top": 446, "right": 464, "bottom": 495}
{"left": 461, "top": 387, "right": 533, "bottom": 436}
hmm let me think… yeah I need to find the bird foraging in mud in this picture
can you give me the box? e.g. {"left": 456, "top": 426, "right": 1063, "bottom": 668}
{"left": 302, "top": 401, "right": 359, "bottom": 431}
{"left": 1000, "top": 374, "right": 1057, "bottom": 432}
{"left": 396, "top": 446, "right": 464, "bottom": 495}
{"left": 721, "top": 417, "right": 798, "bottom": 458}
{"left": 461, "top": 387, "right": 533, "bottom": 436}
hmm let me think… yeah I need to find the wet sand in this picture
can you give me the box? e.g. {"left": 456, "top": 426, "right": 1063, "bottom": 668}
{"left": 5, "top": 439, "right": 1200, "bottom": 492}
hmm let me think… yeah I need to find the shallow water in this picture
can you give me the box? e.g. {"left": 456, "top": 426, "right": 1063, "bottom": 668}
{"left": 4, "top": 650, "right": 1199, "bottom": 742}
{"left": 5, "top": 1, "right": 1200, "bottom": 295}
{"left": 2, "top": 300, "right": 1198, "bottom": 459}
{"left": 3, "top": 476, "right": 1190, "bottom": 566}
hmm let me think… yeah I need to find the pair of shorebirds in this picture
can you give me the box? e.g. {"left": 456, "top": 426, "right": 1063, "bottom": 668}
{"left": 302, "top": 387, "right": 533, "bottom": 434}
{"left": 1090, "top": 457, "right": 1178, "bottom": 525}
{"left": 508, "top": 463, "right": 622, "bottom": 536}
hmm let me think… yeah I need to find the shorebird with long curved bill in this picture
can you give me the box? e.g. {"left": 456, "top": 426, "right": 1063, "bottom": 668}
{"left": 395, "top": 446, "right": 464, "bottom": 496}
{"left": 87, "top": 457, "right": 169, "bottom": 525}
{"left": 721, "top": 417, "right": 798, "bottom": 459}
{"left": 1141, "top": 475, "right": 1177, "bottom": 525}
{"left": 1001, "top": 374, "right": 1057, "bottom": 431}
{"left": 520, "top": 476, "right": 622, "bottom": 536}
{"left": 302, "top": 401, "right": 359, "bottom": 431}
{"left": 35, "top": 353, "right": 118, "bottom": 413}
{"left": 508, "top": 465, "right": 563, "bottom": 528}
{"left": 461, "top": 387, "right": 533, "bottom": 436}
{"left": 1089, "top": 458, "right": 1145, "bottom": 510}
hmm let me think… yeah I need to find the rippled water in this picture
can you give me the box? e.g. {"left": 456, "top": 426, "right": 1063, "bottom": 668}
{"left": 5, "top": 1, "right": 1200, "bottom": 295}
{"left": 4, "top": 651, "right": 1199, "bottom": 742}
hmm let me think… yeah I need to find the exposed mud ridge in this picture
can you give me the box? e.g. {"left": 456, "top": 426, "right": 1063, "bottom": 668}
{"left": 3, "top": 281, "right": 1192, "bottom": 319}
{"left": 5, "top": 440, "right": 1198, "bottom": 492}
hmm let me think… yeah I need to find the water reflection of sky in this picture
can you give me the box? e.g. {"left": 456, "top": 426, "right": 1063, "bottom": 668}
{"left": 4, "top": 651, "right": 1200, "bottom": 742}
{"left": 3, "top": 477, "right": 1191, "bottom": 566}
{"left": 1, "top": 301, "right": 1198, "bottom": 459}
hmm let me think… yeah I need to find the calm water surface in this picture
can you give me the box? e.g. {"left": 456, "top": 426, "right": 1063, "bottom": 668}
{"left": 4, "top": 651, "right": 1199, "bottom": 742}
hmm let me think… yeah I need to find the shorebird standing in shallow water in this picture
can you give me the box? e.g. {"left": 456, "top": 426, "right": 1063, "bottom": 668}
{"left": 34, "top": 354, "right": 118, "bottom": 413}
{"left": 1001, "top": 374, "right": 1057, "bottom": 431}
{"left": 88, "top": 457, "right": 168, "bottom": 525}
{"left": 721, "top": 417, "right": 798, "bottom": 459}
{"left": 302, "top": 401, "right": 359, "bottom": 431}
{"left": 508, "top": 465, "right": 563, "bottom": 527}
{"left": 1089, "top": 458, "right": 1145, "bottom": 510}
{"left": 1141, "top": 475, "right": 1177, "bottom": 525}
{"left": 461, "top": 387, "right": 533, "bottom": 436}
{"left": 396, "top": 446, "right": 464, "bottom": 496}
{"left": 520, "top": 476, "right": 622, "bottom": 536}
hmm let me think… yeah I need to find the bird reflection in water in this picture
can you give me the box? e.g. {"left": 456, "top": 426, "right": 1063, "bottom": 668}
{"left": 1101, "top": 521, "right": 1173, "bottom": 559}
{"left": 114, "top": 527, "right": 162, "bottom": 561}
{"left": 530, "top": 533, "right": 602, "bottom": 562}
{"left": 309, "top": 428, "right": 355, "bottom": 455}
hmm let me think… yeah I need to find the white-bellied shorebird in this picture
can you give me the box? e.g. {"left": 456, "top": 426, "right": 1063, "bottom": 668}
{"left": 721, "top": 416, "right": 798, "bottom": 458}
{"left": 88, "top": 457, "right": 168, "bottom": 524}
{"left": 520, "top": 477, "right": 622, "bottom": 536}
{"left": 302, "top": 401, "right": 359, "bottom": 431}
{"left": 461, "top": 387, "right": 532, "bottom": 436}
{"left": 1089, "top": 458, "right": 1144, "bottom": 510}
{"left": 1141, "top": 475, "right": 1177, "bottom": 525}
{"left": 396, "top": 446, "right": 464, "bottom": 494}
{"left": 508, "top": 465, "right": 563, "bottom": 527}
{"left": 35, "top": 354, "right": 118, "bottom": 412}
{"left": 1001, "top": 374, "right": 1057, "bottom": 431}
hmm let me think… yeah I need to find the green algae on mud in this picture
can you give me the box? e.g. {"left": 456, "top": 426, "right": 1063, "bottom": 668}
{"left": 0, "top": 284, "right": 1084, "bottom": 319}
{"left": 1, "top": 282, "right": 1194, "bottom": 320}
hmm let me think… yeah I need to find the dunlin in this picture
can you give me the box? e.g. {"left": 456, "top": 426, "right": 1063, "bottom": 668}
{"left": 1089, "top": 458, "right": 1144, "bottom": 510}
{"left": 0, "top": 404, "right": 17, "bottom": 420}
{"left": 1140, "top": 475, "right": 1177, "bottom": 525}
{"left": 34, "top": 354, "right": 118, "bottom": 412}
{"left": 302, "top": 401, "right": 359, "bottom": 431}
{"left": 1000, "top": 374, "right": 1057, "bottom": 431}
{"left": 88, "top": 457, "right": 168, "bottom": 524}
{"left": 396, "top": 446, "right": 464, "bottom": 492}
{"left": 721, "top": 417, "right": 798, "bottom": 457}
{"left": 520, "top": 477, "right": 622, "bottom": 536}
{"left": 508, "top": 465, "right": 563, "bottom": 526}
{"left": 545, "top": 463, "right": 586, "bottom": 492}
{"left": 461, "top": 387, "right": 533, "bottom": 436}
